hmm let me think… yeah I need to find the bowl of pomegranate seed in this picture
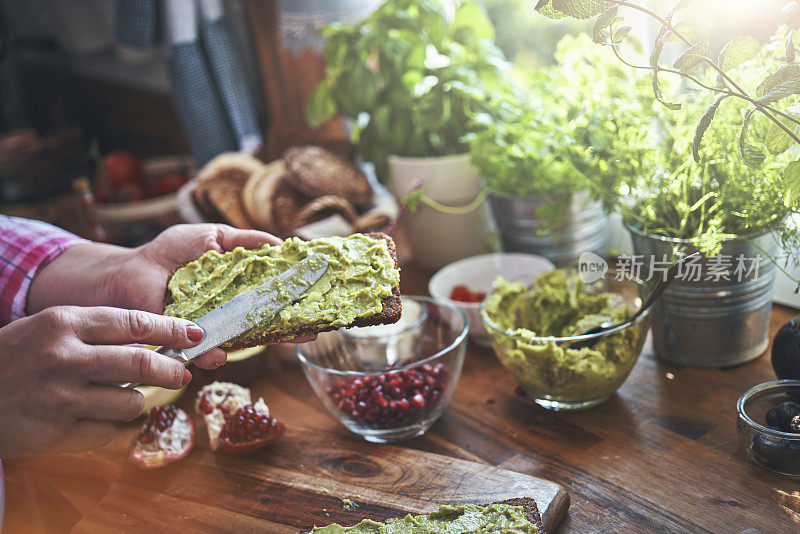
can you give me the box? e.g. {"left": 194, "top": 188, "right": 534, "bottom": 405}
{"left": 296, "top": 296, "right": 468, "bottom": 443}
{"left": 429, "top": 253, "right": 554, "bottom": 346}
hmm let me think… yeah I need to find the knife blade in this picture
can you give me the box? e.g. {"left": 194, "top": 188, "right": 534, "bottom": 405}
{"left": 117, "top": 253, "right": 329, "bottom": 388}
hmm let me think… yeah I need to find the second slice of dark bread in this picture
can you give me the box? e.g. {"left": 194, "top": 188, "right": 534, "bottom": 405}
{"left": 165, "top": 232, "right": 401, "bottom": 351}
{"left": 491, "top": 498, "right": 544, "bottom": 533}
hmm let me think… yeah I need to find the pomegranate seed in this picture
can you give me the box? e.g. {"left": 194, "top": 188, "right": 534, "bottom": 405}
{"left": 325, "top": 361, "right": 448, "bottom": 429}
{"left": 220, "top": 404, "right": 277, "bottom": 443}
{"left": 139, "top": 429, "right": 154, "bottom": 444}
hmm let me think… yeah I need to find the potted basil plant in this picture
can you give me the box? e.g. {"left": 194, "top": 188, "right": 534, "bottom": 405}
{"left": 306, "top": 0, "right": 511, "bottom": 268}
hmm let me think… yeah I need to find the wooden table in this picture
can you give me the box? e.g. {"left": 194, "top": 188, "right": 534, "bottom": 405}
{"left": 4, "top": 262, "right": 800, "bottom": 533}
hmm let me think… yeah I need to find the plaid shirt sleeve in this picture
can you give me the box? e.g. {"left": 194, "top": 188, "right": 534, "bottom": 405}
{"left": 0, "top": 216, "right": 88, "bottom": 327}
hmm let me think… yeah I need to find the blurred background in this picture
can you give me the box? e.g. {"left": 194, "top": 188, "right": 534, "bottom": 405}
{"left": 0, "top": 0, "right": 787, "bottom": 246}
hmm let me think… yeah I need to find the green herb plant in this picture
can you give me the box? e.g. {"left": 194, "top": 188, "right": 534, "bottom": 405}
{"left": 469, "top": 33, "right": 662, "bottom": 203}
{"left": 306, "top": 0, "right": 510, "bottom": 181}
{"left": 533, "top": 0, "right": 800, "bottom": 281}
{"left": 535, "top": 1, "right": 800, "bottom": 170}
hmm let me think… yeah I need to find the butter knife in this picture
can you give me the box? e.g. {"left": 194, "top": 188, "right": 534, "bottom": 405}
{"left": 117, "top": 253, "right": 329, "bottom": 388}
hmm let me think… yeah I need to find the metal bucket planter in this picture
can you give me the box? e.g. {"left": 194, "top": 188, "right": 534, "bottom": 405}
{"left": 487, "top": 190, "right": 610, "bottom": 267}
{"left": 627, "top": 226, "right": 778, "bottom": 367}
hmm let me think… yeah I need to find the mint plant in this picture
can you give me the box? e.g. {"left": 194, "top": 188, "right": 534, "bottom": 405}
{"left": 534, "top": 0, "right": 800, "bottom": 184}
{"left": 533, "top": 0, "right": 800, "bottom": 284}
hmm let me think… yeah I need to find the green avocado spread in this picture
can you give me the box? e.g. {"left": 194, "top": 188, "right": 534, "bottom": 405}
{"left": 311, "top": 504, "right": 537, "bottom": 533}
{"left": 164, "top": 234, "right": 400, "bottom": 342}
{"left": 481, "top": 269, "right": 645, "bottom": 402}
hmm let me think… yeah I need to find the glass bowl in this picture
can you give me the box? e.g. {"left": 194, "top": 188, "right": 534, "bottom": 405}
{"left": 296, "top": 296, "right": 467, "bottom": 442}
{"left": 737, "top": 380, "right": 800, "bottom": 476}
{"left": 479, "top": 269, "right": 652, "bottom": 411}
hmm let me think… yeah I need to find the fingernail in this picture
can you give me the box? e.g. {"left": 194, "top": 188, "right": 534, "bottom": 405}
{"left": 187, "top": 325, "right": 204, "bottom": 342}
{"left": 181, "top": 368, "right": 192, "bottom": 386}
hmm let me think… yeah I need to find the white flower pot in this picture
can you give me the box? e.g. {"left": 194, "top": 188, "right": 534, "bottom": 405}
{"left": 387, "top": 153, "right": 497, "bottom": 270}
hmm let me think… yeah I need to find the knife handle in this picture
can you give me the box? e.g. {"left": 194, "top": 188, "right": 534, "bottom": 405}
{"left": 110, "top": 346, "right": 190, "bottom": 389}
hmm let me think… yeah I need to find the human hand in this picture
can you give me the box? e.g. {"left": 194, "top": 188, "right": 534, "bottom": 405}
{"left": 29, "top": 224, "right": 287, "bottom": 370}
{"left": 113, "top": 223, "right": 283, "bottom": 315}
{"left": 0, "top": 306, "right": 206, "bottom": 458}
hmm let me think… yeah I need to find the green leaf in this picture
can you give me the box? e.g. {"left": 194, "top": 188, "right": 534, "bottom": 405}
{"left": 535, "top": 0, "right": 603, "bottom": 19}
{"left": 757, "top": 64, "right": 800, "bottom": 97}
{"left": 670, "top": 21, "right": 696, "bottom": 42}
{"left": 767, "top": 120, "right": 797, "bottom": 154}
{"left": 453, "top": 1, "right": 494, "bottom": 41}
{"left": 787, "top": 29, "right": 796, "bottom": 63}
{"left": 401, "top": 188, "right": 425, "bottom": 213}
{"left": 593, "top": 6, "right": 618, "bottom": 43}
{"left": 765, "top": 102, "right": 800, "bottom": 154}
{"left": 692, "top": 94, "right": 727, "bottom": 161}
{"left": 673, "top": 37, "right": 709, "bottom": 74}
{"left": 305, "top": 79, "right": 336, "bottom": 127}
{"left": 613, "top": 26, "right": 631, "bottom": 44}
{"left": 739, "top": 108, "right": 767, "bottom": 166}
{"left": 717, "top": 36, "right": 760, "bottom": 71}
{"left": 650, "top": 27, "right": 681, "bottom": 110}
{"left": 785, "top": 161, "right": 800, "bottom": 206}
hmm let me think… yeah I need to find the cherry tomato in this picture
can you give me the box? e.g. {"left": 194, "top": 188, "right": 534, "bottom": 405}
{"left": 99, "top": 151, "right": 144, "bottom": 188}
{"left": 95, "top": 181, "right": 145, "bottom": 203}
{"left": 151, "top": 172, "right": 188, "bottom": 197}
{"left": 449, "top": 284, "right": 486, "bottom": 303}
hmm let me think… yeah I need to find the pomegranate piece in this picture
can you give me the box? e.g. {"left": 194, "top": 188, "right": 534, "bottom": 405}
{"left": 195, "top": 381, "right": 284, "bottom": 455}
{"left": 215, "top": 399, "right": 285, "bottom": 455}
{"left": 129, "top": 405, "right": 195, "bottom": 469}
{"left": 325, "top": 362, "right": 449, "bottom": 430}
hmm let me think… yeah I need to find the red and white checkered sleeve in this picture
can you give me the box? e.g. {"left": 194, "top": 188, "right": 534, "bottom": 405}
{"left": 0, "top": 216, "right": 88, "bottom": 327}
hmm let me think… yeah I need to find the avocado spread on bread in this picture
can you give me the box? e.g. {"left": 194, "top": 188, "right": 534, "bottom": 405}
{"left": 311, "top": 503, "right": 538, "bottom": 533}
{"left": 164, "top": 234, "right": 400, "bottom": 342}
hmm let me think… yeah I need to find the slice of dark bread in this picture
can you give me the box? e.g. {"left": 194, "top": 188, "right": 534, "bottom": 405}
{"left": 306, "top": 498, "right": 543, "bottom": 533}
{"left": 164, "top": 232, "right": 401, "bottom": 350}
{"left": 491, "top": 498, "right": 544, "bottom": 533}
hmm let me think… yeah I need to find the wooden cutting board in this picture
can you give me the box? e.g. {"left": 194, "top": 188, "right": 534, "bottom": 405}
{"left": 62, "top": 425, "right": 568, "bottom": 533}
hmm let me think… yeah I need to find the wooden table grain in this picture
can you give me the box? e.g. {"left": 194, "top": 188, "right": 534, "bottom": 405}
{"left": 4, "top": 262, "right": 800, "bottom": 533}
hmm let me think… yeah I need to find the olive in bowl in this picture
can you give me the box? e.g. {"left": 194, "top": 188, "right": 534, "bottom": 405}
{"left": 737, "top": 380, "right": 800, "bottom": 476}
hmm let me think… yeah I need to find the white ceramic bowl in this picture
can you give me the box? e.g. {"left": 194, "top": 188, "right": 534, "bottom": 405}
{"left": 428, "top": 253, "right": 555, "bottom": 345}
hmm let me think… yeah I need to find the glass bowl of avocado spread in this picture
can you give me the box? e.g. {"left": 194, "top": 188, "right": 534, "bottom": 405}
{"left": 480, "top": 269, "right": 652, "bottom": 411}
{"left": 297, "top": 296, "right": 468, "bottom": 442}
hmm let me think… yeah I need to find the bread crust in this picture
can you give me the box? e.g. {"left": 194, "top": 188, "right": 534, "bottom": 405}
{"left": 241, "top": 160, "right": 308, "bottom": 235}
{"left": 164, "top": 233, "right": 401, "bottom": 349}
{"left": 284, "top": 145, "right": 372, "bottom": 205}
{"left": 492, "top": 498, "right": 544, "bottom": 534}
{"left": 193, "top": 152, "right": 265, "bottom": 229}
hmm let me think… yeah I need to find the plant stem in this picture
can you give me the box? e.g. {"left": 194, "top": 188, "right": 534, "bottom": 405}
{"left": 610, "top": 47, "right": 800, "bottom": 145}
{"left": 608, "top": 0, "right": 800, "bottom": 146}
{"left": 610, "top": 47, "right": 800, "bottom": 125}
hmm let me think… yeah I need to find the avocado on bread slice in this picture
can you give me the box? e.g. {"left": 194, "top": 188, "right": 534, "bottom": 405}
{"left": 163, "top": 232, "right": 401, "bottom": 350}
{"left": 309, "top": 498, "right": 543, "bottom": 533}
{"left": 493, "top": 497, "right": 544, "bottom": 533}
